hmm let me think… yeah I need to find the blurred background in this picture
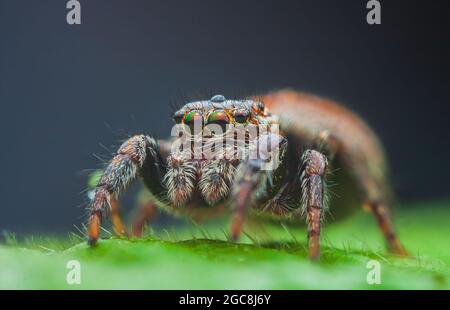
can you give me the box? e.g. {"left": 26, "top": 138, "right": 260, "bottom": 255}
{"left": 0, "top": 0, "right": 449, "bottom": 234}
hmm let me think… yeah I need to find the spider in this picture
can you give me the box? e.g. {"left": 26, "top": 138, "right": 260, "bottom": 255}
{"left": 86, "top": 89, "right": 407, "bottom": 260}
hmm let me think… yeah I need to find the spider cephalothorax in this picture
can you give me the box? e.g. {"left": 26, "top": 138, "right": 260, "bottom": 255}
{"left": 87, "top": 90, "right": 407, "bottom": 260}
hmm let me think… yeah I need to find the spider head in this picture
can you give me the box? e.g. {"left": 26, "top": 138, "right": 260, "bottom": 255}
{"left": 166, "top": 95, "right": 286, "bottom": 206}
{"left": 172, "top": 95, "right": 270, "bottom": 133}
{"left": 170, "top": 95, "right": 284, "bottom": 165}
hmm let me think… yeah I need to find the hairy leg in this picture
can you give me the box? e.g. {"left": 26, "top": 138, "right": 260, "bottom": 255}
{"left": 199, "top": 159, "right": 236, "bottom": 205}
{"left": 299, "top": 149, "right": 328, "bottom": 260}
{"left": 312, "top": 131, "right": 406, "bottom": 256}
{"left": 230, "top": 159, "right": 264, "bottom": 240}
{"left": 88, "top": 135, "right": 164, "bottom": 245}
{"left": 230, "top": 133, "right": 287, "bottom": 240}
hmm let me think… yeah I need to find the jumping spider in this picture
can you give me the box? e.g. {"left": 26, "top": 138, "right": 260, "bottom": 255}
{"left": 87, "top": 89, "right": 407, "bottom": 260}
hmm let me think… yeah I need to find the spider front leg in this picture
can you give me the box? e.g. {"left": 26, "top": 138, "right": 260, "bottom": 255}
{"left": 230, "top": 159, "right": 264, "bottom": 240}
{"left": 299, "top": 149, "right": 328, "bottom": 260}
{"left": 88, "top": 135, "right": 164, "bottom": 245}
{"left": 229, "top": 133, "right": 286, "bottom": 240}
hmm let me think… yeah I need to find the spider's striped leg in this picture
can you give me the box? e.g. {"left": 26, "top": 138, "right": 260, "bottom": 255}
{"left": 88, "top": 135, "right": 164, "bottom": 245}
{"left": 299, "top": 149, "right": 328, "bottom": 261}
{"left": 86, "top": 170, "right": 128, "bottom": 237}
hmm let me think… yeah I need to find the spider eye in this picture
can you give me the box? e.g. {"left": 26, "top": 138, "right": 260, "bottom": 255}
{"left": 233, "top": 109, "right": 249, "bottom": 123}
{"left": 184, "top": 110, "right": 203, "bottom": 124}
{"left": 184, "top": 110, "right": 203, "bottom": 132}
{"left": 172, "top": 111, "right": 184, "bottom": 124}
{"left": 207, "top": 110, "right": 230, "bottom": 125}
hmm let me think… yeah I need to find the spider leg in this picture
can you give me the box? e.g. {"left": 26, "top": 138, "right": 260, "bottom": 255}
{"left": 109, "top": 194, "right": 128, "bottom": 236}
{"left": 337, "top": 147, "right": 407, "bottom": 256}
{"left": 230, "top": 159, "right": 264, "bottom": 240}
{"left": 366, "top": 201, "right": 407, "bottom": 256}
{"left": 88, "top": 135, "right": 164, "bottom": 245}
{"left": 229, "top": 133, "right": 287, "bottom": 240}
{"left": 299, "top": 149, "right": 328, "bottom": 261}
{"left": 86, "top": 170, "right": 128, "bottom": 237}
{"left": 132, "top": 195, "right": 158, "bottom": 237}
{"left": 309, "top": 131, "right": 406, "bottom": 256}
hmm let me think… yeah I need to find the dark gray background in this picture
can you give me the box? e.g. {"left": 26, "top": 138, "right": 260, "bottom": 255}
{"left": 0, "top": 0, "right": 449, "bottom": 234}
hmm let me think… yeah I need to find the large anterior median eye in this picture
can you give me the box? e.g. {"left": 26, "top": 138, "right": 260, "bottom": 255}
{"left": 207, "top": 110, "right": 230, "bottom": 125}
{"left": 184, "top": 110, "right": 203, "bottom": 123}
{"left": 184, "top": 110, "right": 203, "bottom": 133}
